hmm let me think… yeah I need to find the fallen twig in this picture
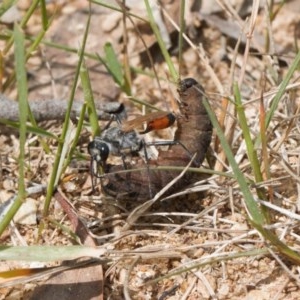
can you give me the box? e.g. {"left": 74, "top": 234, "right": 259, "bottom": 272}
{"left": 0, "top": 93, "right": 123, "bottom": 122}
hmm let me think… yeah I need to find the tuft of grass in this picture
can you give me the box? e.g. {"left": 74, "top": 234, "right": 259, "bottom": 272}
{"left": 43, "top": 7, "right": 92, "bottom": 216}
{"left": 97, "top": 42, "right": 131, "bottom": 96}
{"left": 0, "top": 24, "right": 28, "bottom": 236}
{"left": 3, "top": 0, "right": 49, "bottom": 90}
{"left": 144, "top": 0, "right": 178, "bottom": 82}
{"left": 0, "top": 0, "right": 15, "bottom": 18}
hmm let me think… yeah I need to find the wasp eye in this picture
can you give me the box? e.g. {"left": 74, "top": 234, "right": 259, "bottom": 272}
{"left": 98, "top": 143, "right": 109, "bottom": 162}
{"left": 88, "top": 141, "right": 110, "bottom": 162}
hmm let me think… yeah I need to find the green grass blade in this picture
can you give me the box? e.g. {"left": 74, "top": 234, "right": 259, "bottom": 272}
{"left": 103, "top": 42, "right": 125, "bottom": 88}
{"left": 0, "top": 24, "right": 28, "bottom": 235}
{"left": 14, "top": 24, "right": 27, "bottom": 198}
{"left": 253, "top": 223, "right": 300, "bottom": 264}
{"left": 144, "top": 0, "right": 178, "bottom": 82}
{"left": 60, "top": 59, "right": 100, "bottom": 176}
{"left": 3, "top": 0, "right": 40, "bottom": 55}
{"left": 234, "top": 83, "right": 270, "bottom": 220}
{"left": 39, "top": 0, "right": 48, "bottom": 30}
{"left": 81, "top": 61, "right": 100, "bottom": 136}
{"left": 97, "top": 43, "right": 131, "bottom": 95}
{"left": 91, "top": 0, "right": 147, "bottom": 22}
{"left": 3, "top": 11, "right": 52, "bottom": 92}
{"left": 0, "top": 246, "right": 102, "bottom": 261}
{"left": 0, "top": 119, "right": 57, "bottom": 139}
{"left": 202, "top": 96, "right": 265, "bottom": 225}
{"left": 43, "top": 8, "right": 91, "bottom": 216}
{"left": 234, "top": 83, "right": 263, "bottom": 182}
{"left": 265, "top": 50, "right": 300, "bottom": 129}
{"left": 127, "top": 96, "right": 162, "bottom": 110}
{"left": 62, "top": 104, "right": 88, "bottom": 175}
{"left": 0, "top": 0, "right": 16, "bottom": 18}
{"left": 203, "top": 93, "right": 300, "bottom": 263}
{"left": 254, "top": 51, "right": 300, "bottom": 149}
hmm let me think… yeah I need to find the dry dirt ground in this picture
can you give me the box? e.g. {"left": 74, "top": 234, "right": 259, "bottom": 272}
{"left": 1, "top": 0, "right": 300, "bottom": 299}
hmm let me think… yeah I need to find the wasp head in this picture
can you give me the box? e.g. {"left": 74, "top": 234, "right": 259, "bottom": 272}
{"left": 88, "top": 140, "right": 110, "bottom": 164}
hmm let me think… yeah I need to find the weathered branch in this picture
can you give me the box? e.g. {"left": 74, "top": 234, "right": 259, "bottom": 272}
{"left": 0, "top": 93, "right": 123, "bottom": 123}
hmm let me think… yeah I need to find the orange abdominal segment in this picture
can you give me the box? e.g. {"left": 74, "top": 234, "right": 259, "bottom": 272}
{"left": 140, "top": 113, "right": 176, "bottom": 134}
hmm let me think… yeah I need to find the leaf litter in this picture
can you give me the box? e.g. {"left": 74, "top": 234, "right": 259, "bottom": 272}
{"left": 1, "top": 0, "right": 300, "bottom": 299}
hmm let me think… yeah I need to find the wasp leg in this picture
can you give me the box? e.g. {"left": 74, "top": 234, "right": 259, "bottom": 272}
{"left": 89, "top": 158, "right": 97, "bottom": 192}
{"left": 141, "top": 139, "right": 154, "bottom": 199}
{"left": 102, "top": 114, "right": 115, "bottom": 131}
{"left": 90, "top": 157, "right": 102, "bottom": 192}
{"left": 145, "top": 140, "right": 193, "bottom": 160}
{"left": 89, "top": 155, "right": 109, "bottom": 193}
{"left": 103, "top": 103, "right": 127, "bottom": 129}
{"left": 120, "top": 153, "right": 128, "bottom": 170}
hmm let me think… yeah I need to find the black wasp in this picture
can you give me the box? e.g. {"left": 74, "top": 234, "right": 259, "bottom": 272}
{"left": 87, "top": 103, "right": 181, "bottom": 191}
